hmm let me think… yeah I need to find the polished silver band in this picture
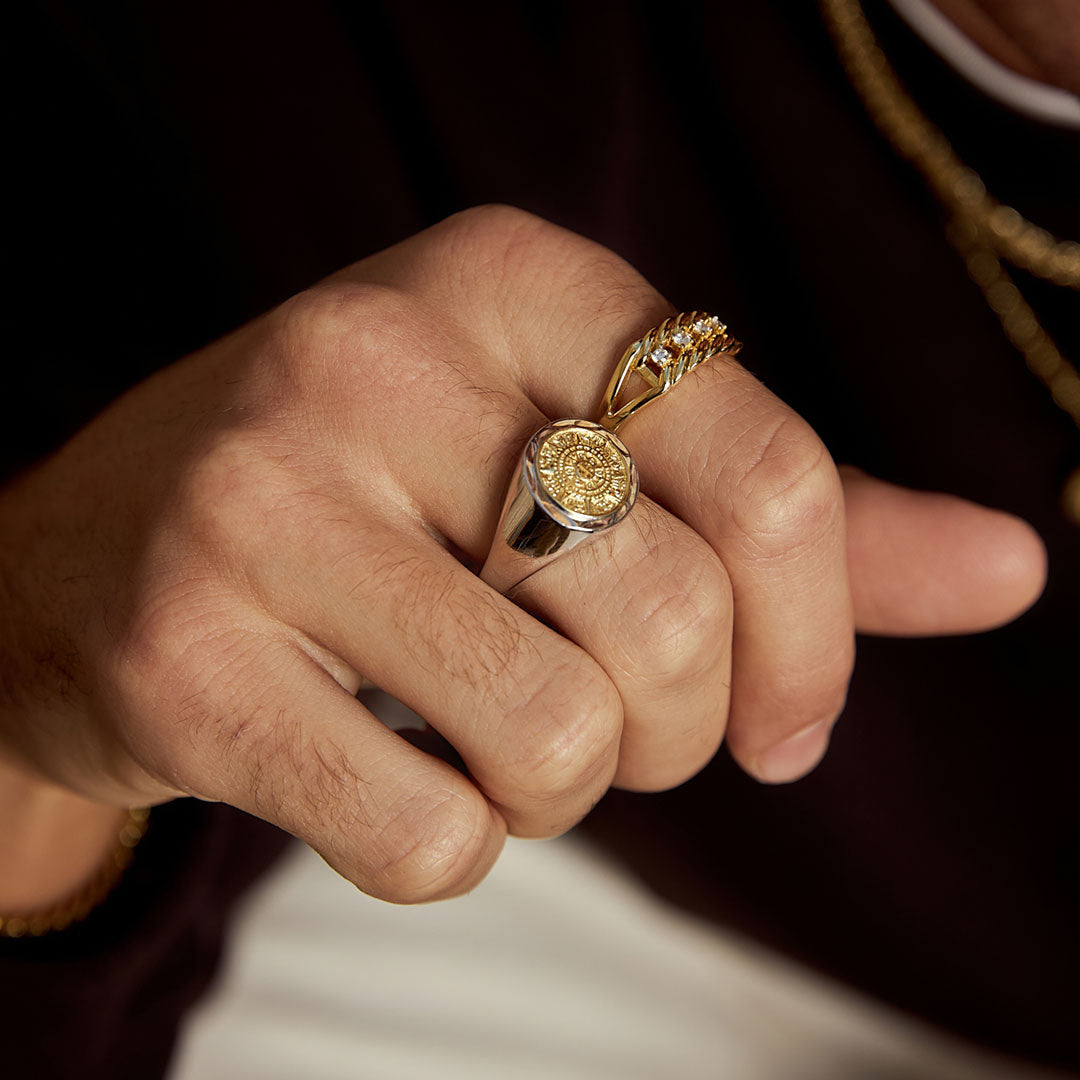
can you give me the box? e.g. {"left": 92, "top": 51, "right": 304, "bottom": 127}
{"left": 479, "top": 419, "right": 638, "bottom": 594}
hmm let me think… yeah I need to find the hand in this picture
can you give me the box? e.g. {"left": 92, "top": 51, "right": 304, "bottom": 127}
{"left": 0, "top": 207, "right": 1046, "bottom": 903}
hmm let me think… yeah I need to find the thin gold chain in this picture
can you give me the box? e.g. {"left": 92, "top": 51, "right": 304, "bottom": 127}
{"left": 820, "top": 0, "right": 1080, "bottom": 523}
{"left": 0, "top": 807, "right": 150, "bottom": 938}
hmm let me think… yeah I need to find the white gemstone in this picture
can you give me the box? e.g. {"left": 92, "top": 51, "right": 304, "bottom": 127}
{"left": 649, "top": 346, "right": 672, "bottom": 366}
{"left": 692, "top": 318, "right": 710, "bottom": 333}
{"left": 671, "top": 330, "right": 692, "bottom": 347}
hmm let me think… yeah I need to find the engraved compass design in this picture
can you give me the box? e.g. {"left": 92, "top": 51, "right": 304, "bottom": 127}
{"left": 536, "top": 425, "right": 632, "bottom": 517}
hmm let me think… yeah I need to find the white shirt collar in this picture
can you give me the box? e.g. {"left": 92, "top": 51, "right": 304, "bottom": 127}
{"left": 887, "top": 0, "right": 1080, "bottom": 129}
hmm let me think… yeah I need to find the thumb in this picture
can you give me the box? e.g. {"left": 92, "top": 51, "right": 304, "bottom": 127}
{"left": 841, "top": 466, "right": 1047, "bottom": 636}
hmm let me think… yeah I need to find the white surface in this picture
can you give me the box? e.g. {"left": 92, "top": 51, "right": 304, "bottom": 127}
{"left": 888, "top": 0, "right": 1080, "bottom": 127}
{"left": 169, "top": 833, "right": 1066, "bottom": 1080}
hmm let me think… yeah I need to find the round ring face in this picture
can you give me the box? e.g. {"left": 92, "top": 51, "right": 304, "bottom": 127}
{"left": 536, "top": 425, "right": 632, "bottom": 517}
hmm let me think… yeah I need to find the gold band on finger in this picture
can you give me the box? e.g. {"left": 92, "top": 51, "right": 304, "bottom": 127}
{"left": 480, "top": 312, "right": 741, "bottom": 593}
{"left": 597, "top": 311, "right": 742, "bottom": 434}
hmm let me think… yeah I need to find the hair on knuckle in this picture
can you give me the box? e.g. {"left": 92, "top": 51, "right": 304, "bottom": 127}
{"left": 377, "top": 558, "right": 531, "bottom": 692}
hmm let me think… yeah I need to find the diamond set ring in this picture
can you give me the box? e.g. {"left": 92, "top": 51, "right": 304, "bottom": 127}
{"left": 479, "top": 312, "right": 742, "bottom": 593}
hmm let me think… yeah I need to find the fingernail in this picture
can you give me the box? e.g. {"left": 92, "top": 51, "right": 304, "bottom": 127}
{"left": 753, "top": 719, "right": 832, "bottom": 784}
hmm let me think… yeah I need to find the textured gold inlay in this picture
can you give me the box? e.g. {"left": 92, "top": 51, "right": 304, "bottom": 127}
{"left": 536, "top": 426, "right": 630, "bottom": 516}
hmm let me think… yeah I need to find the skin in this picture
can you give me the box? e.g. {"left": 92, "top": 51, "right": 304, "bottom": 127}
{"left": 931, "top": 0, "right": 1080, "bottom": 96}
{"left": 0, "top": 208, "right": 1047, "bottom": 912}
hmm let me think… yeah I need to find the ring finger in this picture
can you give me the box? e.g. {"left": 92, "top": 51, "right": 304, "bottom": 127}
{"left": 508, "top": 493, "right": 733, "bottom": 792}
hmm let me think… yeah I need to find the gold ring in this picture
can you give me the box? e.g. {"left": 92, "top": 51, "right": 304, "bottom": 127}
{"left": 480, "top": 312, "right": 742, "bottom": 593}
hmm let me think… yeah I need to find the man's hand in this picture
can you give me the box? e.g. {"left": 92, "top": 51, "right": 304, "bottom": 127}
{"left": 0, "top": 207, "right": 1046, "bottom": 903}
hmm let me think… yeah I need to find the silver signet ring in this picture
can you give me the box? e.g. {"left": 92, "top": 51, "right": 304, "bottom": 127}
{"left": 479, "top": 419, "right": 638, "bottom": 594}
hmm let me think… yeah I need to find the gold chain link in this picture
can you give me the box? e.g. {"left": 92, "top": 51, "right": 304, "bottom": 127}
{"left": 0, "top": 807, "right": 150, "bottom": 938}
{"left": 820, "top": 0, "right": 1080, "bottom": 523}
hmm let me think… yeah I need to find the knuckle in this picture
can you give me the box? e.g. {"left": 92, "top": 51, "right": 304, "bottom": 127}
{"left": 173, "top": 427, "right": 270, "bottom": 548}
{"left": 276, "top": 280, "right": 410, "bottom": 351}
{"left": 725, "top": 413, "right": 843, "bottom": 559}
{"left": 107, "top": 589, "right": 273, "bottom": 779}
{"left": 495, "top": 658, "right": 622, "bottom": 810}
{"left": 434, "top": 205, "right": 558, "bottom": 309}
{"left": 442, "top": 203, "right": 544, "bottom": 245}
{"left": 108, "top": 578, "right": 222, "bottom": 699}
{"left": 270, "top": 280, "right": 421, "bottom": 397}
{"left": 371, "top": 787, "right": 494, "bottom": 903}
{"left": 619, "top": 548, "right": 732, "bottom": 689}
{"left": 420, "top": 205, "right": 546, "bottom": 291}
{"left": 167, "top": 426, "right": 327, "bottom": 575}
{"left": 435, "top": 205, "right": 660, "bottom": 325}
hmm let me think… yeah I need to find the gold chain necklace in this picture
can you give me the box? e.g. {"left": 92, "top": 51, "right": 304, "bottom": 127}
{"left": 820, "top": 0, "right": 1080, "bottom": 524}
{"left": 0, "top": 807, "right": 149, "bottom": 938}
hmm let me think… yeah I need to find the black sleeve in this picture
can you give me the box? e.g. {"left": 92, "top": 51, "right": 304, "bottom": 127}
{"left": 1, "top": 801, "right": 289, "bottom": 1080}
